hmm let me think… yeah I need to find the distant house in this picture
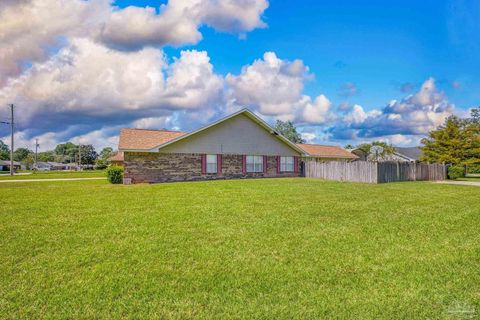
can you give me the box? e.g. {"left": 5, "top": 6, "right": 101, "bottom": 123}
{"left": 108, "top": 152, "right": 124, "bottom": 166}
{"left": 351, "top": 146, "right": 422, "bottom": 163}
{"left": 393, "top": 147, "right": 422, "bottom": 162}
{"left": 0, "top": 160, "right": 23, "bottom": 171}
{"left": 116, "top": 108, "right": 356, "bottom": 184}
{"left": 34, "top": 162, "right": 76, "bottom": 171}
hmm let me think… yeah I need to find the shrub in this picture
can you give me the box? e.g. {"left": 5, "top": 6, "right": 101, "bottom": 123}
{"left": 106, "top": 165, "right": 124, "bottom": 184}
{"left": 448, "top": 165, "right": 465, "bottom": 180}
{"left": 466, "top": 164, "right": 480, "bottom": 174}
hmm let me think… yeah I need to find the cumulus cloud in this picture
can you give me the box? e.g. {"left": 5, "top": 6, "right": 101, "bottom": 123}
{"left": 226, "top": 52, "right": 310, "bottom": 116}
{"left": 0, "top": 39, "right": 224, "bottom": 137}
{"left": 0, "top": 0, "right": 269, "bottom": 84}
{"left": 329, "top": 78, "right": 455, "bottom": 141}
{"left": 226, "top": 52, "right": 337, "bottom": 125}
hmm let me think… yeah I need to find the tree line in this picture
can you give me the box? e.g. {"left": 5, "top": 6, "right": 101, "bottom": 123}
{"left": 0, "top": 141, "right": 114, "bottom": 169}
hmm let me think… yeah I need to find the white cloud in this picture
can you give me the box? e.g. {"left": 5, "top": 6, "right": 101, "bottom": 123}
{"left": 329, "top": 78, "right": 455, "bottom": 141}
{"left": 297, "top": 94, "right": 335, "bottom": 124}
{"left": 0, "top": 0, "right": 269, "bottom": 84}
{"left": 226, "top": 52, "right": 310, "bottom": 116}
{"left": 301, "top": 132, "right": 316, "bottom": 143}
{"left": 0, "top": 39, "right": 224, "bottom": 131}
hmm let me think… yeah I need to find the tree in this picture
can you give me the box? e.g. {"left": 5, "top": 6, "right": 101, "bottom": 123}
{"left": 274, "top": 120, "right": 305, "bottom": 143}
{"left": 99, "top": 147, "right": 113, "bottom": 160}
{"left": 356, "top": 141, "right": 395, "bottom": 160}
{"left": 79, "top": 144, "right": 97, "bottom": 165}
{"left": 37, "top": 151, "right": 55, "bottom": 162}
{"left": 421, "top": 110, "right": 480, "bottom": 165}
{"left": 54, "top": 142, "right": 77, "bottom": 163}
{"left": 13, "top": 147, "right": 33, "bottom": 162}
{"left": 95, "top": 147, "right": 113, "bottom": 169}
{"left": 0, "top": 140, "right": 9, "bottom": 160}
{"left": 344, "top": 144, "right": 355, "bottom": 149}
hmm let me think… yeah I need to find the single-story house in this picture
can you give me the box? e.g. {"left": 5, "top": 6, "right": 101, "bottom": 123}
{"left": 34, "top": 161, "right": 76, "bottom": 171}
{"left": 108, "top": 151, "right": 124, "bottom": 166}
{"left": 393, "top": 147, "right": 422, "bottom": 162}
{"left": 0, "top": 160, "right": 23, "bottom": 171}
{"left": 351, "top": 146, "right": 422, "bottom": 162}
{"left": 117, "top": 109, "right": 357, "bottom": 184}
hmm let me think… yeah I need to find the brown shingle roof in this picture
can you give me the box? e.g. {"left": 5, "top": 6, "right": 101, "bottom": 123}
{"left": 118, "top": 128, "right": 187, "bottom": 151}
{"left": 108, "top": 151, "right": 124, "bottom": 162}
{"left": 296, "top": 143, "right": 358, "bottom": 159}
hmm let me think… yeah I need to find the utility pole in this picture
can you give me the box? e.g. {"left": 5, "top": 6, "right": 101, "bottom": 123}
{"left": 9, "top": 104, "right": 14, "bottom": 176}
{"left": 78, "top": 144, "right": 81, "bottom": 171}
{"left": 34, "top": 138, "right": 39, "bottom": 168}
{"left": 0, "top": 104, "right": 14, "bottom": 175}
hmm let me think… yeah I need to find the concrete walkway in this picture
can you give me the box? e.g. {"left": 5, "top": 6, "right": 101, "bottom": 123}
{"left": 0, "top": 177, "right": 105, "bottom": 183}
{"left": 436, "top": 180, "right": 480, "bottom": 187}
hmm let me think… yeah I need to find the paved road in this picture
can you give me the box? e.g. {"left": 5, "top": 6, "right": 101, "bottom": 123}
{"left": 0, "top": 177, "right": 105, "bottom": 183}
{"left": 436, "top": 180, "right": 480, "bottom": 187}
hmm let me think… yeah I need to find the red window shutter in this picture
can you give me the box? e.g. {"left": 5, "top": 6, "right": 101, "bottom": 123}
{"left": 276, "top": 156, "right": 280, "bottom": 174}
{"left": 217, "top": 154, "right": 222, "bottom": 174}
{"left": 201, "top": 154, "right": 206, "bottom": 174}
{"left": 263, "top": 156, "right": 267, "bottom": 173}
{"left": 294, "top": 156, "right": 299, "bottom": 173}
{"left": 242, "top": 155, "right": 246, "bottom": 174}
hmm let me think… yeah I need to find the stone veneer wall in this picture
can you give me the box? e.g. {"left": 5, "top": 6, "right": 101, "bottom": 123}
{"left": 124, "top": 152, "right": 300, "bottom": 184}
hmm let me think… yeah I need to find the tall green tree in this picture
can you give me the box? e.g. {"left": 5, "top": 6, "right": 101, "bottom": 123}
{"left": 95, "top": 147, "right": 113, "bottom": 169}
{"left": 13, "top": 148, "right": 33, "bottom": 162}
{"left": 0, "top": 140, "right": 9, "bottom": 160}
{"left": 274, "top": 120, "right": 305, "bottom": 143}
{"left": 54, "top": 142, "right": 78, "bottom": 163}
{"left": 421, "top": 109, "right": 480, "bottom": 165}
{"left": 78, "top": 144, "right": 97, "bottom": 165}
{"left": 37, "top": 151, "right": 55, "bottom": 162}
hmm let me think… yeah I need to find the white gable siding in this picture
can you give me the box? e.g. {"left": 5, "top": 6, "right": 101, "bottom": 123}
{"left": 160, "top": 114, "right": 300, "bottom": 156}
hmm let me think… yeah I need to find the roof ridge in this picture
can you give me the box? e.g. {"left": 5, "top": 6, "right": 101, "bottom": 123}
{"left": 297, "top": 143, "right": 343, "bottom": 148}
{"left": 121, "top": 128, "right": 187, "bottom": 133}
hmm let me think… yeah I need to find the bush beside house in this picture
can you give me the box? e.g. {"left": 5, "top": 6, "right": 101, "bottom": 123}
{"left": 106, "top": 166, "right": 124, "bottom": 184}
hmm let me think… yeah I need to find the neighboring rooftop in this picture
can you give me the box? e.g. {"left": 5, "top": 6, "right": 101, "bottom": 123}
{"left": 118, "top": 128, "right": 187, "bottom": 151}
{"left": 394, "top": 147, "right": 422, "bottom": 161}
{"left": 108, "top": 151, "right": 124, "bottom": 162}
{"left": 296, "top": 143, "right": 358, "bottom": 159}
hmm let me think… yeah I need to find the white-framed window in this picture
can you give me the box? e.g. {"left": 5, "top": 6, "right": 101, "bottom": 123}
{"left": 280, "top": 156, "right": 294, "bottom": 172}
{"left": 246, "top": 155, "right": 263, "bottom": 173}
{"left": 206, "top": 154, "right": 217, "bottom": 173}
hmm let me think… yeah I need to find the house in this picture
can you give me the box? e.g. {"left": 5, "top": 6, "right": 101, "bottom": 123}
{"left": 117, "top": 109, "right": 356, "bottom": 184}
{"left": 351, "top": 146, "right": 422, "bottom": 162}
{"left": 34, "top": 162, "right": 76, "bottom": 171}
{"left": 108, "top": 151, "right": 124, "bottom": 166}
{"left": 393, "top": 147, "right": 422, "bottom": 162}
{"left": 0, "top": 160, "right": 23, "bottom": 171}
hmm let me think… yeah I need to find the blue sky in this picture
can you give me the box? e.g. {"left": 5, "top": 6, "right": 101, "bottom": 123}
{"left": 0, "top": 0, "right": 479, "bottom": 149}
{"left": 116, "top": 0, "right": 480, "bottom": 109}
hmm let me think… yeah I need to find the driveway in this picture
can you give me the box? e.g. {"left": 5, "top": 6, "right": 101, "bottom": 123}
{"left": 436, "top": 180, "right": 480, "bottom": 187}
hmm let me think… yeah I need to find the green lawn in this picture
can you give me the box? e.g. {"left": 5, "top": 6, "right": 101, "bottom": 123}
{"left": 0, "top": 170, "right": 105, "bottom": 180}
{"left": 1, "top": 178, "right": 479, "bottom": 319}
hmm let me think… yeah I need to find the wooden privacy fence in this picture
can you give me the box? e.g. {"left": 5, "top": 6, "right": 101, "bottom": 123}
{"left": 304, "top": 160, "right": 446, "bottom": 183}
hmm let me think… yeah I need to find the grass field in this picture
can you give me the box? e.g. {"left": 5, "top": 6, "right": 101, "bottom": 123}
{"left": 0, "top": 170, "right": 105, "bottom": 180}
{"left": 1, "top": 178, "right": 479, "bottom": 319}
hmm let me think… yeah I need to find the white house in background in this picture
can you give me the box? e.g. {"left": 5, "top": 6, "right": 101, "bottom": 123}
{"left": 34, "top": 162, "right": 77, "bottom": 171}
